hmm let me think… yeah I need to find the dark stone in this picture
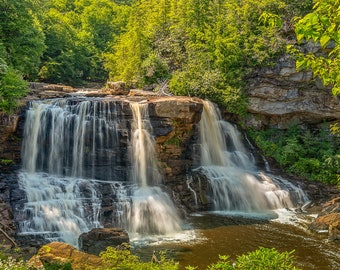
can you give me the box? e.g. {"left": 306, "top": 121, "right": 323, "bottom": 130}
{"left": 79, "top": 228, "right": 129, "bottom": 255}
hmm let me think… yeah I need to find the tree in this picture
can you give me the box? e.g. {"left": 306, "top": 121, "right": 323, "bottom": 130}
{"left": 39, "top": 0, "right": 131, "bottom": 84}
{"left": 288, "top": 0, "right": 340, "bottom": 96}
{"left": 0, "top": 59, "right": 28, "bottom": 113}
{"left": 0, "top": 0, "right": 42, "bottom": 113}
{"left": 0, "top": 0, "right": 45, "bottom": 79}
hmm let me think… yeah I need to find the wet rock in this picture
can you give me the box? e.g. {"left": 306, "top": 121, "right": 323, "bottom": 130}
{"left": 310, "top": 213, "right": 340, "bottom": 231}
{"left": 29, "top": 242, "right": 103, "bottom": 270}
{"left": 79, "top": 228, "right": 129, "bottom": 256}
{"left": 329, "top": 221, "right": 340, "bottom": 241}
{"left": 309, "top": 197, "right": 340, "bottom": 241}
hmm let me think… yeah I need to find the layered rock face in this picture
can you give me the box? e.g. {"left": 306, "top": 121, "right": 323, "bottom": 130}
{"left": 246, "top": 54, "right": 340, "bottom": 128}
{"left": 0, "top": 112, "right": 25, "bottom": 241}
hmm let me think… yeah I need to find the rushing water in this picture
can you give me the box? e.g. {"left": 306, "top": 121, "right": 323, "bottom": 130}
{"left": 17, "top": 98, "right": 182, "bottom": 246}
{"left": 197, "top": 100, "right": 308, "bottom": 214}
{"left": 16, "top": 97, "right": 340, "bottom": 269}
{"left": 127, "top": 102, "right": 182, "bottom": 238}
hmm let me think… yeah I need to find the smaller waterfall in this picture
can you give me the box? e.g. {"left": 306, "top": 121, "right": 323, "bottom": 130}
{"left": 18, "top": 172, "right": 101, "bottom": 247}
{"left": 127, "top": 102, "right": 182, "bottom": 238}
{"left": 197, "top": 101, "right": 308, "bottom": 215}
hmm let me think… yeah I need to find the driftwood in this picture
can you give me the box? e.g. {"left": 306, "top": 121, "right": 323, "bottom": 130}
{"left": 0, "top": 226, "right": 17, "bottom": 248}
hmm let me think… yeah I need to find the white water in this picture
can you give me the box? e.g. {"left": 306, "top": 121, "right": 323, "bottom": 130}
{"left": 197, "top": 100, "right": 308, "bottom": 215}
{"left": 17, "top": 98, "right": 309, "bottom": 247}
{"left": 128, "top": 102, "right": 182, "bottom": 238}
{"left": 19, "top": 99, "right": 116, "bottom": 246}
{"left": 18, "top": 172, "right": 101, "bottom": 247}
{"left": 18, "top": 99, "right": 183, "bottom": 246}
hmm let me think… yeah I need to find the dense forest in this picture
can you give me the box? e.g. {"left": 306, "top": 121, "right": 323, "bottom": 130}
{"left": 1, "top": 0, "right": 339, "bottom": 111}
{"left": 0, "top": 0, "right": 339, "bottom": 184}
{"left": 1, "top": 0, "right": 316, "bottom": 113}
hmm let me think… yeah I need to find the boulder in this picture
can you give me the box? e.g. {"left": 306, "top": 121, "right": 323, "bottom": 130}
{"left": 309, "top": 197, "right": 340, "bottom": 241}
{"left": 79, "top": 228, "right": 129, "bottom": 255}
{"left": 29, "top": 242, "right": 103, "bottom": 270}
{"left": 329, "top": 221, "right": 340, "bottom": 241}
{"left": 104, "top": 81, "right": 130, "bottom": 95}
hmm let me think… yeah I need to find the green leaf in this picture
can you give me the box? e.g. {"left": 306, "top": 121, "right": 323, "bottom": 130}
{"left": 320, "top": 34, "right": 331, "bottom": 48}
{"left": 296, "top": 59, "right": 306, "bottom": 70}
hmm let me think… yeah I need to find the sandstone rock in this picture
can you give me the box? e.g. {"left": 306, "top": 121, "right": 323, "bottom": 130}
{"left": 29, "top": 242, "right": 103, "bottom": 270}
{"left": 79, "top": 228, "right": 129, "bottom": 256}
{"left": 129, "top": 89, "right": 158, "bottom": 96}
{"left": 246, "top": 54, "right": 340, "bottom": 128}
{"left": 149, "top": 96, "right": 203, "bottom": 122}
{"left": 43, "top": 84, "right": 74, "bottom": 92}
{"left": 310, "top": 213, "right": 340, "bottom": 231}
{"left": 309, "top": 197, "right": 340, "bottom": 241}
{"left": 104, "top": 81, "right": 129, "bottom": 95}
{"left": 329, "top": 221, "right": 340, "bottom": 241}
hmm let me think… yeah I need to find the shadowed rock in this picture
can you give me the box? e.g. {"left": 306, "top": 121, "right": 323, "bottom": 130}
{"left": 79, "top": 228, "right": 129, "bottom": 256}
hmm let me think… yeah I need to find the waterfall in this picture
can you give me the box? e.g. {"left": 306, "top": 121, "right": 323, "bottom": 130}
{"left": 18, "top": 98, "right": 128, "bottom": 246}
{"left": 197, "top": 101, "right": 308, "bottom": 214}
{"left": 17, "top": 98, "right": 182, "bottom": 246}
{"left": 127, "top": 102, "right": 182, "bottom": 237}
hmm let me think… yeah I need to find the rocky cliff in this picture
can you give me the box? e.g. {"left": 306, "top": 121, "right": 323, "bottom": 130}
{"left": 245, "top": 54, "right": 340, "bottom": 129}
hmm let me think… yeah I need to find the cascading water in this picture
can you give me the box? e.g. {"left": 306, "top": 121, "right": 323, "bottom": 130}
{"left": 127, "top": 102, "right": 182, "bottom": 238}
{"left": 197, "top": 100, "right": 308, "bottom": 215}
{"left": 18, "top": 98, "right": 133, "bottom": 246}
{"left": 17, "top": 98, "right": 182, "bottom": 247}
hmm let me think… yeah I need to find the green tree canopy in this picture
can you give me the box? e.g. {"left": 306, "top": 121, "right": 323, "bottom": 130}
{"left": 103, "top": 0, "right": 310, "bottom": 114}
{"left": 288, "top": 0, "right": 340, "bottom": 96}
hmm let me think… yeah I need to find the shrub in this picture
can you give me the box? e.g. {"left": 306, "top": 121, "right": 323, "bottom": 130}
{"left": 0, "top": 67, "right": 28, "bottom": 114}
{"left": 99, "top": 244, "right": 178, "bottom": 270}
{"left": 208, "top": 247, "right": 300, "bottom": 270}
{"left": 0, "top": 257, "right": 34, "bottom": 270}
{"left": 247, "top": 124, "right": 340, "bottom": 185}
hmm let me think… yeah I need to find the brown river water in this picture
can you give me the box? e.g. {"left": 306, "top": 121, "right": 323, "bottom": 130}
{"left": 133, "top": 213, "right": 340, "bottom": 270}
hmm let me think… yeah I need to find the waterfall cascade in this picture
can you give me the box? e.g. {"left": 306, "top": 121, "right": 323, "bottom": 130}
{"left": 127, "top": 102, "right": 181, "bottom": 238}
{"left": 16, "top": 97, "right": 309, "bottom": 247}
{"left": 196, "top": 100, "right": 309, "bottom": 215}
{"left": 17, "top": 98, "right": 181, "bottom": 246}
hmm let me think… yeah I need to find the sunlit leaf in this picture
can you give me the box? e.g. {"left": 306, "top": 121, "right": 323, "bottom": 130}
{"left": 320, "top": 34, "right": 331, "bottom": 48}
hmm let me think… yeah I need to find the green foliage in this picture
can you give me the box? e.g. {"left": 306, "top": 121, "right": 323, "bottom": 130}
{"left": 104, "top": 0, "right": 308, "bottom": 114}
{"left": 43, "top": 261, "right": 73, "bottom": 270}
{"left": 288, "top": 0, "right": 340, "bottom": 96}
{"left": 248, "top": 124, "right": 340, "bottom": 185}
{"left": 0, "top": 159, "right": 14, "bottom": 165}
{"left": 208, "top": 247, "right": 300, "bottom": 270}
{"left": 0, "top": 246, "right": 300, "bottom": 270}
{"left": 0, "top": 67, "right": 28, "bottom": 113}
{"left": 99, "top": 244, "right": 178, "bottom": 270}
{"left": 38, "top": 0, "right": 131, "bottom": 85}
{"left": 0, "top": 0, "right": 46, "bottom": 79}
{"left": 0, "top": 256, "right": 34, "bottom": 270}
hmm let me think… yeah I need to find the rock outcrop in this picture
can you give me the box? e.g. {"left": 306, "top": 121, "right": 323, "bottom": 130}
{"left": 29, "top": 242, "right": 104, "bottom": 270}
{"left": 79, "top": 228, "right": 129, "bottom": 256}
{"left": 309, "top": 197, "right": 340, "bottom": 241}
{"left": 246, "top": 54, "right": 340, "bottom": 129}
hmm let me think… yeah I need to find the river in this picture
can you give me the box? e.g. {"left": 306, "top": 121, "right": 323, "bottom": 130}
{"left": 133, "top": 212, "right": 340, "bottom": 270}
